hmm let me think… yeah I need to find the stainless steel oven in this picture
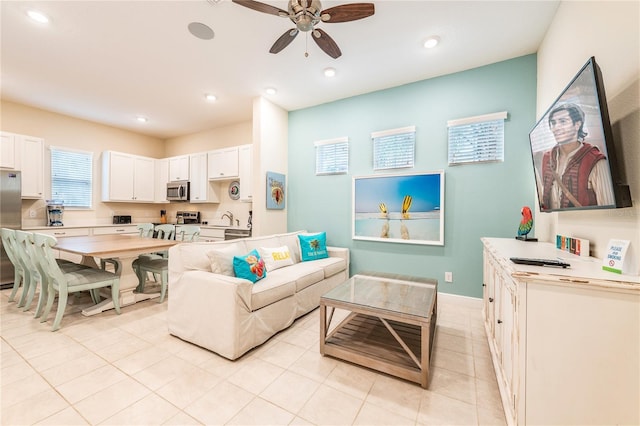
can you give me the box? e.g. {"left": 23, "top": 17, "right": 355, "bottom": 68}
{"left": 166, "top": 181, "right": 190, "bottom": 201}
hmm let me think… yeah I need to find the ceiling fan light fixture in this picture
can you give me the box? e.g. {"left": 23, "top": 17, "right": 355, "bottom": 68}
{"left": 324, "top": 67, "right": 336, "bottom": 77}
{"left": 205, "top": 93, "right": 217, "bottom": 102}
{"left": 265, "top": 87, "right": 277, "bottom": 96}
{"left": 27, "top": 10, "right": 49, "bottom": 24}
{"left": 423, "top": 36, "right": 440, "bottom": 49}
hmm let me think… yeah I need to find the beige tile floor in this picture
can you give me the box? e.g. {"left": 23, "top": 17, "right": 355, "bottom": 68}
{"left": 1, "top": 287, "right": 506, "bottom": 425}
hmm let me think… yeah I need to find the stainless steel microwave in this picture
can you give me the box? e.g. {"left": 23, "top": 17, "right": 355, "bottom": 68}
{"left": 166, "top": 181, "right": 189, "bottom": 201}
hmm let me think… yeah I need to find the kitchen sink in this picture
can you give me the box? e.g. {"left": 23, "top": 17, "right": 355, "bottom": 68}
{"left": 224, "top": 228, "right": 251, "bottom": 240}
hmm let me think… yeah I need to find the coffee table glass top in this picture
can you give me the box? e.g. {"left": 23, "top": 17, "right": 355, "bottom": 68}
{"left": 322, "top": 273, "right": 437, "bottom": 319}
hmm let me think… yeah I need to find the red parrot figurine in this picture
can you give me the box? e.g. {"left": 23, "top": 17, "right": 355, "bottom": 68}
{"left": 516, "top": 206, "right": 537, "bottom": 241}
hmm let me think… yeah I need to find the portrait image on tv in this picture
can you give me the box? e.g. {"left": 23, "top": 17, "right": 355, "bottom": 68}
{"left": 528, "top": 56, "right": 630, "bottom": 213}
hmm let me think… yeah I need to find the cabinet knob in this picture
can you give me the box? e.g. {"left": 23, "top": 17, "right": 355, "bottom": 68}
{"left": 497, "top": 319, "right": 503, "bottom": 324}
{"left": 489, "top": 297, "right": 494, "bottom": 303}
{"left": 482, "top": 283, "right": 486, "bottom": 287}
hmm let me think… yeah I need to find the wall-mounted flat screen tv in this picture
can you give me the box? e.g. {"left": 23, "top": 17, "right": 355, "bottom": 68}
{"left": 528, "top": 56, "right": 632, "bottom": 213}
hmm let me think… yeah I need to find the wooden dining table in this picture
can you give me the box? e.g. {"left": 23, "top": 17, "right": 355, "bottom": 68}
{"left": 54, "top": 234, "right": 179, "bottom": 316}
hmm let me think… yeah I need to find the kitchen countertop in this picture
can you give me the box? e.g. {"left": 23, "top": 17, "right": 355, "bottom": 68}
{"left": 22, "top": 223, "right": 249, "bottom": 231}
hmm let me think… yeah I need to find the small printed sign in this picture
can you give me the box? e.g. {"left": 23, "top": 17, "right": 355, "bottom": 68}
{"left": 602, "top": 239, "right": 630, "bottom": 274}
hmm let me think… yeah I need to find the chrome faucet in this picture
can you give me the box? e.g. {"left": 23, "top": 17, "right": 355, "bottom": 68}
{"left": 221, "top": 211, "right": 234, "bottom": 226}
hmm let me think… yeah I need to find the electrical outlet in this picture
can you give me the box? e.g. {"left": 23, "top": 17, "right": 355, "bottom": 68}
{"left": 445, "top": 271, "right": 453, "bottom": 283}
{"left": 29, "top": 209, "right": 36, "bottom": 218}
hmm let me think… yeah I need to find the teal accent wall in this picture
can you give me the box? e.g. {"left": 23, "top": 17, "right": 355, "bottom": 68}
{"left": 288, "top": 54, "right": 537, "bottom": 298}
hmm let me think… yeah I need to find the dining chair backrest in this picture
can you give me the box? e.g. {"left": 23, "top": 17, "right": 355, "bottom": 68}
{"left": 31, "top": 233, "right": 67, "bottom": 287}
{"left": 1, "top": 228, "right": 22, "bottom": 272}
{"left": 178, "top": 225, "right": 200, "bottom": 242}
{"left": 15, "top": 230, "right": 44, "bottom": 311}
{"left": 137, "top": 223, "right": 154, "bottom": 238}
{"left": 2, "top": 228, "right": 26, "bottom": 303}
{"left": 154, "top": 224, "right": 175, "bottom": 240}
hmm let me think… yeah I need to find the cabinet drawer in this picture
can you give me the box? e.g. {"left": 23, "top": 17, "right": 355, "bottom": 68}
{"left": 93, "top": 226, "right": 138, "bottom": 235}
{"left": 200, "top": 228, "right": 225, "bottom": 241}
{"left": 36, "top": 228, "right": 90, "bottom": 237}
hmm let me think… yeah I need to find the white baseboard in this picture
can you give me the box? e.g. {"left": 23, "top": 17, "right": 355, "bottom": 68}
{"left": 437, "top": 292, "right": 482, "bottom": 308}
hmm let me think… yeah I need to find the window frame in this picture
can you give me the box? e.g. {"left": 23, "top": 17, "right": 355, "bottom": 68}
{"left": 447, "top": 111, "right": 508, "bottom": 166}
{"left": 315, "top": 137, "right": 349, "bottom": 176}
{"left": 50, "top": 146, "right": 93, "bottom": 209}
{"left": 371, "top": 125, "right": 416, "bottom": 171}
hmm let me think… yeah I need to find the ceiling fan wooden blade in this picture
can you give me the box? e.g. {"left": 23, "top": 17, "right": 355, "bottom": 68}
{"left": 270, "top": 29, "right": 299, "bottom": 54}
{"left": 232, "top": 0, "right": 288, "bottom": 17}
{"left": 321, "top": 3, "right": 375, "bottom": 23}
{"left": 312, "top": 28, "right": 342, "bottom": 59}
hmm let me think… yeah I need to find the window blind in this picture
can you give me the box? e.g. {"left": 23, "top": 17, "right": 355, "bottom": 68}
{"left": 447, "top": 111, "right": 507, "bottom": 165}
{"left": 372, "top": 126, "right": 415, "bottom": 170}
{"left": 315, "top": 137, "right": 348, "bottom": 175}
{"left": 50, "top": 146, "right": 93, "bottom": 208}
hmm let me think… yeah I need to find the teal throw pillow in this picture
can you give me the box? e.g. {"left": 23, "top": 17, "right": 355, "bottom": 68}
{"left": 298, "top": 232, "right": 329, "bottom": 262}
{"left": 233, "top": 249, "right": 267, "bottom": 283}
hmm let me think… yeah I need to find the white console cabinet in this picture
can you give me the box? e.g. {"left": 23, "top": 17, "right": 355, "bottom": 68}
{"left": 482, "top": 238, "right": 639, "bottom": 426}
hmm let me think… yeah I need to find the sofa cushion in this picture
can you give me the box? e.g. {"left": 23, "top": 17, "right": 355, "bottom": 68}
{"left": 233, "top": 249, "right": 267, "bottom": 283}
{"left": 270, "top": 261, "right": 325, "bottom": 292}
{"left": 250, "top": 273, "right": 296, "bottom": 311}
{"left": 298, "top": 232, "right": 329, "bottom": 261}
{"left": 310, "top": 256, "right": 347, "bottom": 278}
{"left": 258, "top": 246, "right": 294, "bottom": 272}
{"left": 244, "top": 235, "right": 280, "bottom": 253}
{"left": 206, "top": 242, "right": 244, "bottom": 276}
{"left": 277, "top": 231, "right": 305, "bottom": 264}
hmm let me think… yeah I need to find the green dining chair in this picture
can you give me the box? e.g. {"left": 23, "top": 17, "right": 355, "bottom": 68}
{"left": 177, "top": 225, "right": 200, "bottom": 242}
{"left": 132, "top": 224, "right": 176, "bottom": 302}
{"left": 1, "top": 228, "right": 26, "bottom": 304}
{"left": 33, "top": 233, "right": 122, "bottom": 331}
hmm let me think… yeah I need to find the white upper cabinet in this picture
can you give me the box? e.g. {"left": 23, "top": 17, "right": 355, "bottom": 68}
{"left": 1, "top": 131, "right": 45, "bottom": 199}
{"left": 190, "top": 152, "right": 220, "bottom": 203}
{"left": 238, "top": 144, "right": 253, "bottom": 202}
{"left": 208, "top": 147, "right": 239, "bottom": 180}
{"left": 102, "top": 151, "right": 155, "bottom": 202}
{"left": 154, "top": 158, "right": 169, "bottom": 203}
{"left": 168, "top": 155, "right": 189, "bottom": 181}
{"left": 20, "top": 135, "right": 44, "bottom": 199}
{"left": 0, "top": 132, "right": 16, "bottom": 169}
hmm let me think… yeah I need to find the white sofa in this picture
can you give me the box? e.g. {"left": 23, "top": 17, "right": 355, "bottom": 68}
{"left": 167, "top": 230, "right": 349, "bottom": 360}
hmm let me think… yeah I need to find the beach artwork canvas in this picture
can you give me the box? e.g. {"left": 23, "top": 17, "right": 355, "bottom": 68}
{"left": 352, "top": 171, "right": 444, "bottom": 245}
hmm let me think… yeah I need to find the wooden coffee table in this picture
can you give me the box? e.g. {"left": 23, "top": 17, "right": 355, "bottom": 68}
{"left": 320, "top": 272, "right": 437, "bottom": 388}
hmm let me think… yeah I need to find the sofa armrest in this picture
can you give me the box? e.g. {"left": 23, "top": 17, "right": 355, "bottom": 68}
{"left": 168, "top": 270, "right": 254, "bottom": 358}
{"left": 328, "top": 246, "right": 349, "bottom": 266}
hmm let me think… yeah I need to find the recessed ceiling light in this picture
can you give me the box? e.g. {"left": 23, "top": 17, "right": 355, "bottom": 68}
{"left": 205, "top": 93, "right": 217, "bottom": 102}
{"left": 188, "top": 22, "right": 215, "bottom": 40}
{"left": 265, "top": 87, "right": 277, "bottom": 96}
{"left": 27, "top": 10, "right": 49, "bottom": 24}
{"left": 423, "top": 36, "right": 440, "bottom": 49}
{"left": 324, "top": 67, "right": 336, "bottom": 78}
{"left": 136, "top": 116, "right": 148, "bottom": 123}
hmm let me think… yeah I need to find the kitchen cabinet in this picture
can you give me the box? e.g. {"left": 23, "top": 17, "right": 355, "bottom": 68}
{"left": 0, "top": 132, "right": 45, "bottom": 198}
{"left": 168, "top": 155, "right": 189, "bottom": 181}
{"left": 482, "top": 238, "right": 639, "bottom": 426}
{"left": 189, "top": 152, "right": 220, "bottom": 203}
{"left": 199, "top": 227, "right": 225, "bottom": 242}
{"left": 102, "top": 151, "right": 155, "bottom": 202}
{"left": 207, "top": 147, "right": 239, "bottom": 180}
{"left": 238, "top": 144, "right": 253, "bottom": 202}
{"left": 93, "top": 225, "right": 138, "bottom": 235}
{"left": 155, "top": 158, "right": 169, "bottom": 203}
{"left": 0, "top": 131, "right": 16, "bottom": 169}
{"left": 19, "top": 135, "right": 45, "bottom": 199}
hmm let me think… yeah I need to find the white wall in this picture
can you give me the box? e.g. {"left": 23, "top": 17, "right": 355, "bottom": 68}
{"left": 536, "top": 1, "right": 640, "bottom": 274}
{"left": 252, "top": 97, "right": 288, "bottom": 237}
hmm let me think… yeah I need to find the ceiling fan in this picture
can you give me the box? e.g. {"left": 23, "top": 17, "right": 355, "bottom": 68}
{"left": 232, "top": 0, "right": 375, "bottom": 59}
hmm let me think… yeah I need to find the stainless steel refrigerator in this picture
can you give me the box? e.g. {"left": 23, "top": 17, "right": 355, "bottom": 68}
{"left": 1, "top": 170, "right": 21, "bottom": 287}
